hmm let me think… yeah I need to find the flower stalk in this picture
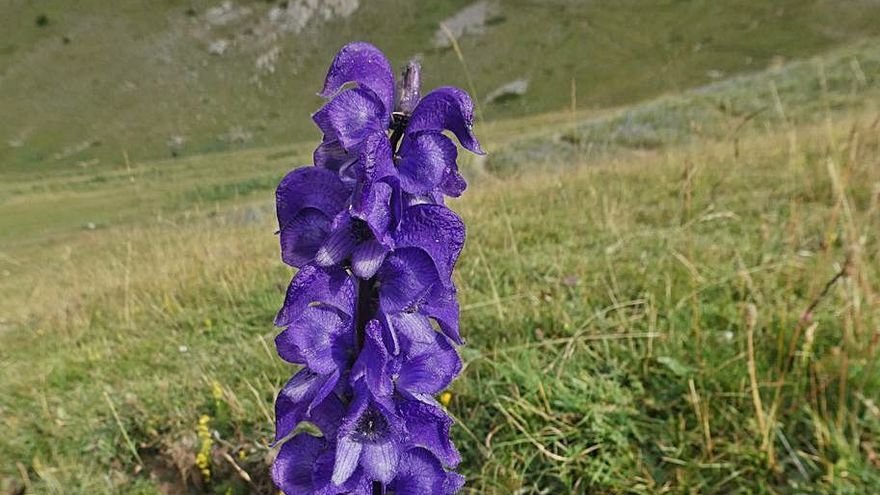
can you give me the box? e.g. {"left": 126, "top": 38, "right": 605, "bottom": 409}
{"left": 270, "top": 42, "right": 483, "bottom": 494}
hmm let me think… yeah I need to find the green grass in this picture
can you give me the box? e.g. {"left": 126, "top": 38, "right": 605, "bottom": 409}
{"left": 4, "top": 0, "right": 880, "bottom": 173}
{"left": 3, "top": 66, "right": 880, "bottom": 492}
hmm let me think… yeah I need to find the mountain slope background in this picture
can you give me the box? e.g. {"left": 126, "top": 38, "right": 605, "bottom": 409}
{"left": 3, "top": 0, "right": 880, "bottom": 173}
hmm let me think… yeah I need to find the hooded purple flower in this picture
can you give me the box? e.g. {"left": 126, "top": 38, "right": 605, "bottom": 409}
{"left": 273, "top": 406, "right": 372, "bottom": 495}
{"left": 313, "top": 134, "right": 400, "bottom": 279}
{"left": 313, "top": 42, "right": 482, "bottom": 204}
{"left": 377, "top": 204, "right": 466, "bottom": 345}
{"left": 352, "top": 313, "right": 461, "bottom": 402}
{"left": 272, "top": 41, "right": 480, "bottom": 495}
{"left": 331, "top": 381, "right": 406, "bottom": 485}
{"left": 276, "top": 167, "right": 351, "bottom": 268}
{"left": 273, "top": 265, "right": 355, "bottom": 442}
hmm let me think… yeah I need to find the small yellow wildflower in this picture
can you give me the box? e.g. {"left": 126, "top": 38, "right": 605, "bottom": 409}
{"left": 439, "top": 391, "right": 453, "bottom": 406}
{"left": 212, "top": 381, "right": 224, "bottom": 402}
{"left": 196, "top": 414, "right": 213, "bottom": 480}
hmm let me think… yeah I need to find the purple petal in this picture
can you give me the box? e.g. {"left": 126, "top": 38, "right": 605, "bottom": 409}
{"left": 306, "top": 392, "right": 346, "bottom": 440}
{"left": 405, "top": 191, "right": 446, "bottom": 207}
{"left": 397, "top": 400, "right": 461, "bottom": 468}
{"left": 439, "top": 163, "right": 467, "bottom": 198}
{"left": 274, "top": 323, "right": 305, "bottom": 365}
{"left": 277, "top": 305, "right": 354, "bottom": 374}
{"left": 320, "top": 42, "right": 394, "bottom": 120}
{"left": 332, "top": 436, "right": 363, "bottom": 486}
{"left": 276, "top": 167, "right": 351, "bottom": 267}
{"left": 398, "top": 350, "right": 459, "bottom": 397}
{"left": 335, "top": 383, "right": 406, "bottom": 485}
{"left": 272, "top": 433, "right": 327, "bottom": 494}
{"left": 280, "top": 209, "right": 333, "bottom": 268}
{"left": 276, "top": 166, "right": 350, "bottom": 223}
{"left": 352, "top": 319, "right": 393, "bottom": 397}
{"left": 389, "top": 312, "right": 433, "bottom": 341}
{"left": 352, "top": 181, "right": 394, "bottom": 249}
{"left": 351, "top": 134, "right": 397, "bottom": 244}
{"left": 441, "top": 472, "right": 465, "bottom": 495}
{"left": 351, "top": 239, "right": 388, "bottom": 279}
{"left": 396, "top": 314, "right": 462, "bottom": 395}
{"left": 378, "top": 311, "right": 402, "bottom": 356}
{"left": 275, "top": 264, "right": 356, "bottom": 327}
{"left": 400, "top": 205, "right": 466, "bottom": 270}
{"left": 444, "top": 471, "right": 466, "bottom": 494}
{"left": 361, "top": 439, "right": 400, "bottom": 484}
{"left": 274, "top": 369, "right": 340, "bottom": 441}
{"left": 357, "top": 133, "right": 396, "bottom": 184}
{"left": 395, "top": 204, "right": 466, "bottom": 284}
{"left": 423, "top": 287, "right": 463, "bottom": 345}
{"left": 314, "top": 448, "right": 368, "bottom": 494}
{"left": 333, "top": 385, "right": 372, "bottom": 484}
{"left": 390, "top": 174, "right": 404, "bottom": 227}
{"left": 315, "top": 215, "right": 356, "bottom": 267}
{"left": 376, "top": 248, "right": 441, "bottom": 314}
{"left": 388, "top": 448, "right": 460, "bottom": 495}
{"left": 313, "top": 88, "right": 386, "bottom": 151}
{"left": 408, "top": 87, "right": 484, "bottom": 155}
{"left": 314, "top": 138, "right": 357, "bottom": 176}
{"left": 397, "top": 133, "right": 457, "bottom": 195}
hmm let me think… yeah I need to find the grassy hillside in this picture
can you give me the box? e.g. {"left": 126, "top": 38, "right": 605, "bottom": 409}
{"left": 489, "top": 41, "right": 880, "bottom": 173}
{"left": 2, "top": 41, "right": 880, "bottom": 493}
{"left": 3, "top": 0, "right": 880, "bottom": 173}
{"left": 3, "top": 39, "right": 877, "bottom": 270}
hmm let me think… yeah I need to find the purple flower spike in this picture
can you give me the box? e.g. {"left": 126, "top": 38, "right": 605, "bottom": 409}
{"left": 273, "top": 42, "right": 480, "bottom": 494}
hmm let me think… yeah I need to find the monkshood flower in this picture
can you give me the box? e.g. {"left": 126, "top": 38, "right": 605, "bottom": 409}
{"left": 272, "top": 41, "right": 481, "bottom": 495}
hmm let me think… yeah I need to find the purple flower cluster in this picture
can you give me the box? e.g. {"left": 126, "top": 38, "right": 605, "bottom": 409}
{"left": 271, "top": 42, "right": 482, "bottom": 494}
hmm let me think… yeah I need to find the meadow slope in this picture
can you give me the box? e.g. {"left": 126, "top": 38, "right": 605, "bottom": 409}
{"left": 2, "top": 42, "right": 880, "bottom": 493}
